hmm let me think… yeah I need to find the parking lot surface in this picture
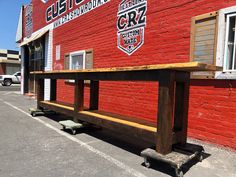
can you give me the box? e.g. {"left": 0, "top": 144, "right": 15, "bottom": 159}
{"left": 0, "top": 84, "right": 20, "bottom": 91}
{"left": 0, "top": 91, "right": 235, "bottom": 177}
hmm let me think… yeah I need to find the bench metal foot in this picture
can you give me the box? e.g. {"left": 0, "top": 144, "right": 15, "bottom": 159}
{"left": 29, "top": 108, "right": 56, "bottom": 117}
{"left": 141, "top": 143, "right": 204, "bottom": 177}
{"left": 59, "top": 120, "right": 84, "bottom": 135}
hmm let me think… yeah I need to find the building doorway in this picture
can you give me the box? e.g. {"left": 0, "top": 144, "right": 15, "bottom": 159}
{"left": 28, "top": 37, "right": 45, "bottom": 94}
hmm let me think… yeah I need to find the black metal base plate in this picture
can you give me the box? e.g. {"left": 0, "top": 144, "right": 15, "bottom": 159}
{"left": 29, "top": 108, "right": 56, "bottom": 117}
{"left": 141, "top": 143, "right": 204, "bottom": 169}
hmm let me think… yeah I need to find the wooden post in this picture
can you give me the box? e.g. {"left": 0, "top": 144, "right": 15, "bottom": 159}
{"left": 74, "top": 79, "right": 84, "bottom": 111}
{"left": 73, "top": 78, "right": 84, "bottom": 122}
{"left": 157, "top": 70, "right": 175, "bottom": 155}
{"left": 90, "top": 80, "right": 99, "bottom": 110}
{"left": 50, "top": 79, "right": 57, "bottom": 101}
{"left": 174, "top": 72, "right": 190, "bottom": 145}
{"left": 37, "top": 78, "right": 44, "bottom": 109}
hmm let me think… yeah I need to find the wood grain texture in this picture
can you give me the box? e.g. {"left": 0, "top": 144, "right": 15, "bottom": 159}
{"left": 79, "top": 111, "right": 157, "bottom": 132}
{"left": 41, "top": 101, "right": 74, "bottom": 111}
{"left": 31, "top": 62, "right": 222, "bottom": 75}
{"left": 37, "top": 79, "right": 44, "bottom": 109}
{"left": 156, "top": 70, "right": 175, "bottom": 155}
{"left": 40, "top": 100, "right": 156, "bottom": 132}
{"left": 50, "top": 79, "right": 57, "bottom": 101}
{"left": 190, "top": 11, "right": 218, "bottom": 79}
{"left": 90, "top": 81, "right": 99, "bottom": 110}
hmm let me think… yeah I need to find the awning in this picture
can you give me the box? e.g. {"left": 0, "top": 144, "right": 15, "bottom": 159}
{"left": 20, "top": 29, "right": 49, "bottom": 47}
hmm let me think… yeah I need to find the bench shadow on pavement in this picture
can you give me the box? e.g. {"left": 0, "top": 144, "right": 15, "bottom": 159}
{"left": 44, "top": 113, "right": 211, "bottom": 177}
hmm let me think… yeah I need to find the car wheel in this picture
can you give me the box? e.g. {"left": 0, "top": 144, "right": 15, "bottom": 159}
{"left": 4, "top": 79, "right": 12, "bottom": 86}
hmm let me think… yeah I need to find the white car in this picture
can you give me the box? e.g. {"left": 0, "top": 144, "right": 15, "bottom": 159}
{"left": 0, "top": 71, "right": 21, "bottom": 86}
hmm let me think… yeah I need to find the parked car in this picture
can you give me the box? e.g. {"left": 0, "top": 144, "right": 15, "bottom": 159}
{"left": 0, "top": 72, "right": 21, "bottom": 86}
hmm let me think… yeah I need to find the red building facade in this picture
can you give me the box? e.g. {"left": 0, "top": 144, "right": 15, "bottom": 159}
{"left": 19, "top": 0, "right": 236, "bottom": 150}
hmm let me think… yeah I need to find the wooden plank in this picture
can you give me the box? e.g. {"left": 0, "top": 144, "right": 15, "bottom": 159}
{"left": 50, "top": 79, "right": 57, "bottom": 101}
{"left": 174, "top": 72, "right": 190, "bottom": 144}
{"left": 194, "top": 55, "right": 214, "bottom": 60}
{"left": 193, "top": 59, "right": 214, "bottom": 64}
{"left": 195, "top": 35, "right": 215, "bottom": 42}
{"left": 39, "top": 100, "right": 182, "bottom": 144}
{"left": 195, "top": 40, "right": 215, "bottom": 46}
{"left": 195, "top": 45, "right": 215, "bottom": 51}
{"left": 191, "top": 73, "right": 215, "bottom": 79}
{"left": 195, "top": 18, "right": 216, "bottom": 27}
{"left": 80, "top": 111, "right": 157, "bottom": 132}
{"left": 34, "top": 70, "right": 161, "bottom": 81}
{"left": 30, "top": 62, "right": 222, "bottom": 75}
{"left": 156, "top": 70, "right": 175, "bottom": 155}
{"left": 90, "top": 80, "right": 99, "bottom": 110}
{"left": 91, "top": 110, "right": 157, "bottom": 127}
{"left": 85, "top": 50, "right": 93, "bottom": 69}
{"left": 194, "top": 11, "right": 218, "bottom": 21}
{"left": 195, "top": 29, "right": 216, "bottom": 37}
{"left": 195, "top": 25, "right": 216, "bottom": 32}
{"left": 41, "top": 101, "right": 74, "bottom": 111}
{"left": 180, "top": 77, "right": 190, "bottom": 144}
{"left": 213, "top": 13, "right": 219, "bottom": 72}
{"left": 74, "top": 79, "right": 84, "bottom": 112}
{"left": 39, "top": 101, "right": 74, "bottom": 116}
{"left": 64, "top": 54, "right": 70, "bottom": 70}
{"left": 194, "top": 49, "right": 214, "bottom": 56}
{"left": 190, "top": 17, "right": 196, "bottom": 62}
{"left": 76, "top": 112, "right": 157, "bottom": 143}
{"left": 37, "top": 79, "right": 44, "bottom": 109}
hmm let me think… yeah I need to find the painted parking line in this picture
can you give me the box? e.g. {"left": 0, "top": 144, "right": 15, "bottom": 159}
{"left": 3, "top": 92, "right": 12, "bottom": 95}
{"left": 2, "top": 100, "right": 147, "bottom": 177}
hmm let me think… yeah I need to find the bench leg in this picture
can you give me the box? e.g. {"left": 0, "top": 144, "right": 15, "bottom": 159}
{"left": 156, "top": 70, "right": 175, "bottom": 155}
{"left": 90, "top": 80, "right": 99, "bottom": 110}
{"left": 37, "top": 78, "right": 44, "bottom": 110}
{"left": 174, "top": 73, "right": 190, "bottom": 145}
{"left": 74, "top": 79, "right": 84, "bottom": 122}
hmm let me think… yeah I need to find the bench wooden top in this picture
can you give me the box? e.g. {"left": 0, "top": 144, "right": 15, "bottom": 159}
{"left": 31, "top": 62, "right": 221, "bottom": 74}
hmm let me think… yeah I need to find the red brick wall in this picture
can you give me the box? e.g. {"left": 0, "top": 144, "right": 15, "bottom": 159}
{"left": 29, "top": 0, "right": 236, "bottom": 149}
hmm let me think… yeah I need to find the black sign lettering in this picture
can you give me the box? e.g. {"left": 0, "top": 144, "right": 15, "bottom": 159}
{"left": 117, "top": 14, "right": 127, "bottom": 30}
{"left": 127, "top": 11, "right": 137, "bottom": 28}
{"left": 52, "top": 2, "right": 59, "bottom": 18}
{"left": 46, "top": 6, "right": 52, "bottom": 22}
{"left": 75, "top": 0, "right": 84, "bottom": 5}
{"left": 69, "top": 0, "right": 73, "bottom": 9}
{"left": 138, "top": 5, "right": 147, "bottom": 24}
{"left": 59, "top": 0, "right": 67, "bottom": 14}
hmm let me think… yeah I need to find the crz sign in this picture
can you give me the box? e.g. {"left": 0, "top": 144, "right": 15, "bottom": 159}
{"left": 117, "top": 0, "right": 147, "bottom": 55}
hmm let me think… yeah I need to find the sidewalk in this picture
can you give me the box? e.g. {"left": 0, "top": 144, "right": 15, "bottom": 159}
{"left": 0, "top": 91, "right": 235, "bottom": 177}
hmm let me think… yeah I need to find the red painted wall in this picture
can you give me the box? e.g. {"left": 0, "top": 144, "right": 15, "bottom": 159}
{"left": 0, "top": 64, "right": 6, "bottom": 75}
{"left": 28, "top": 0, "right": 236, "bottom": 150}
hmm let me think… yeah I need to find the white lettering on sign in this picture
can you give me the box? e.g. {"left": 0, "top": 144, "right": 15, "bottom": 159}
{"left": 117, "top": 0, "right": 147, "bottom": 55}
{"left": 45, "top": 0, "right": 110, "bottom": 29}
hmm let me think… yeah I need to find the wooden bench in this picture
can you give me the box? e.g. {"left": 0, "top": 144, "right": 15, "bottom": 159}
{"left": 31, "top": 62, "right": 221, "bottom": 155}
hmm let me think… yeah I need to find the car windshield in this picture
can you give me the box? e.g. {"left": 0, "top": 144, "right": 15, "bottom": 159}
{"left": 14, "top": 72, "right": 21, "bottom": 76}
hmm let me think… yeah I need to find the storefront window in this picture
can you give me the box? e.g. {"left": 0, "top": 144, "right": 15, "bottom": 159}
{"left": 69, "top": 51, "right": 85, "bottom": 70}
{"left": 29, "top": 38, "right": 45, "bottom": 72}
{"left": 224, "top": 14, "right": 236, "bottom": 71}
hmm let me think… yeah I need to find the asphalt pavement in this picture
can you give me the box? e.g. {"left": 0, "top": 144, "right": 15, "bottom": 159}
{"left": 0, "top": 84, "right": 21, "bottom": 91}
{"left": 0, "top": 91, "right": 235, "bottom": 177}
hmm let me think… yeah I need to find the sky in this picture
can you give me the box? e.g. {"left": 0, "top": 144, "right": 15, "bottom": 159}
{"left": 0, "top": 0, "right": 30, "bottom": 51}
